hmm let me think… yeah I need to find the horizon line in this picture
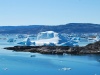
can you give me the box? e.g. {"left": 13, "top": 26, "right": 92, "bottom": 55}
{"left": 0, "top": 23, "right": 99, "bottom": 26}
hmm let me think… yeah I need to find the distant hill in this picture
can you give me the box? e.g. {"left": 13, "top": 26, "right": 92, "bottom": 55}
{"left": 0, "top": 23, "right": 100, "bottom": 34}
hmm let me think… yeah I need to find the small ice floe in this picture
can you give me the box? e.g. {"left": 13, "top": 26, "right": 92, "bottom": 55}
{"left": 59, "top": 67, "right": 71, "bottom": 71}
{"left": 94, "top": 74, "right": 97, "bottom": 75}
{"left": 3, "top": 68, "right": 8, "bottom": 70}
{"left": 62, "top": 67, "right": 71, "bottom": 71}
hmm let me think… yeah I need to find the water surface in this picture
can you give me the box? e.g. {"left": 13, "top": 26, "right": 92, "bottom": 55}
{"left": 0, "top": 35, "right": 100, "bottom": 75}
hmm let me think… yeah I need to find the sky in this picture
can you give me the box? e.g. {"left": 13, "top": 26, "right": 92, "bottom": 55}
{"left": 0, "top": 0, "right": 100, "bottom": 26}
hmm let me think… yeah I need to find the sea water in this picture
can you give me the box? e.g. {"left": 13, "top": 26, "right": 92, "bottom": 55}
{"left": 0, "top": 35, "right": 100, "bottom": 75}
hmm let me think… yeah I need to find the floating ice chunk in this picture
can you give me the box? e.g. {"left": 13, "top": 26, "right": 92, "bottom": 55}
{"left": 17, "top": 38, "right": 31, "bottom": 46}
{"left": 7, "top": 38, "right": 16, "bottom": 42}
{"left": 61, "top": 67, "right": 71, "bottom": 71}
{"left": 17, "top": 34, "right": 27, "bottom": 38}
{"left": 3, "top": 68, "right": 8, "bottom": 70}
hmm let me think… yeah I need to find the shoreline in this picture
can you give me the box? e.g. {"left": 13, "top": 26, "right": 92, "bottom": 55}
{"left": 4, "top": 41, "right": 100, "bottom": 55}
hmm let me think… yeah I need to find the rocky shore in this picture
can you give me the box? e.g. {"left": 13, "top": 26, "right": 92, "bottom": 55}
{"left": 4, "top": 41, "right": 100, "bottom": 55}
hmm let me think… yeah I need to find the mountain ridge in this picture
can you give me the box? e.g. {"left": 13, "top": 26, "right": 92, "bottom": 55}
{"left": 0, "top": 23, "right": 100, "bottom": 34}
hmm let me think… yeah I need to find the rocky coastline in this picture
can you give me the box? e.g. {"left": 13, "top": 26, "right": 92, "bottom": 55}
{"left": 4, "top": 41, "right": 100, "bottom": 55}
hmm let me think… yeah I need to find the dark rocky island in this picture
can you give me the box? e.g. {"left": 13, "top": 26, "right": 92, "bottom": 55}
{"left": 4, "top": 41, "right": 100, "bottom": 55}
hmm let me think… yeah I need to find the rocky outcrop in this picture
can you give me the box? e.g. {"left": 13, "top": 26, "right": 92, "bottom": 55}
{"left": 4, "top": 41, "right": 100, "bottom": 55}
{"left": 4, "top": 46, "right": 70, "bottom": 55}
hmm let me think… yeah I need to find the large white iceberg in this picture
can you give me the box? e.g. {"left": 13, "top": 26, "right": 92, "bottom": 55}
{"left": 32, "top": 31, "right": 60, "bottom": 46}
{"left": 17, "top": 31, "right": 78, "bottom": 46}
{"left": 37, "top": 31, "right": 58, "bottom": 40}
{"left": 32, "top": 31, "right": 77, "bottom": 46}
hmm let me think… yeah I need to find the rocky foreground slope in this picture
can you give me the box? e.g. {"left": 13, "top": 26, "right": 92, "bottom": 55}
{"left": 4, "top": 41, "right": 100, "bottom": 55}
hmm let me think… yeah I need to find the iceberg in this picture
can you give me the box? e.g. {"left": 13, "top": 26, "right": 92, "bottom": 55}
{"left": 17, "top": 31, "right": 79, "bottom": 46}
{"left": 32, "top": 31, "right": 77, "bottom": 46}
{"left": 31, "top": 31, "right": 61, "bottom": 46}
{"left": 7, "top": 38, "right": 16, "bottom": 42}
{"left": 17, "top": 38, "right": 31, "bottom": 46}
{"left": 37, "top": 31, "right": 58, "bottom": 40}
{"left": 17, "top": 34, "right": 27, "bottom": 39}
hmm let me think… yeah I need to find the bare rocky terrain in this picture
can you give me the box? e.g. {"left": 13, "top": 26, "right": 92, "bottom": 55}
{"left": 4, "top": 41, "right": 100, "bottom": 55}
